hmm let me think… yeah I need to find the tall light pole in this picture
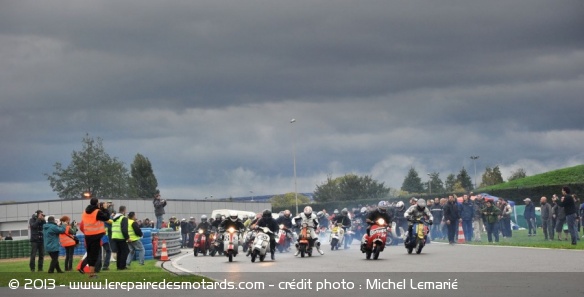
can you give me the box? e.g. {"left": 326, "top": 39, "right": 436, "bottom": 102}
{"left": 427, "top": 173, "right": 432, "bottom": 195}
{"left": 250, "top": 190, "right": 254, "bottom": 202}
{"left": 290, "top": 118, "right": 298, "bottom": 215}
{"left": 470, "top": 156, "right": 479, "bottom": 189}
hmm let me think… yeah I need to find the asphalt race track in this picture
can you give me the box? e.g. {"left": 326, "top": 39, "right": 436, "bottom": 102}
{"left": 3, "top": 240, "right": 583, "bottom": 297}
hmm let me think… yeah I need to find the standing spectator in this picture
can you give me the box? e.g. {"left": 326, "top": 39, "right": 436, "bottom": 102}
{"left": 481, "top": 200, "right": 501, "bottom": 243}
{"left": 553, "top": 195, "right": 566, "bottom": 241}
{"left": 43, "top": 216, "right": 66, "bottom": 273}
{"left": 111, "top": 206, "right": 130, "bottom": 270}
{"left": 80, "top": 198, "right": 111, "bottom": 278}
{"left": 499, "top": 199, "right": 513, "bottom": 238}
{"left": 5, "top": 232, "right": 13, "bottom": 240}
{"left": 180, "top": 218, "right": 189, "bottom": 248}
{"left": 472, "top": 195, "right": 485, "bottom": 242}
{"left": 430, "top": 198, "right": 443, "bottom": 240}
{"left": 540, "top": 197, "right": 553, "bottom": 241}
{"left": 443, "top": 195, "right": 461, "bottom": 244}
{"left": 126, "top": 212, "right": 145, "bottom": 267}
{"left": 29, "top": 210, "right": 46, "bottom": 272}
{"left": 58, "top": 216, "right": 78, "bottom": 271}
{"left": 558, "top": 186, "right": 578, "bottom": 245}
{"left": 460, "top": 194, "right": 474, "bottom": 242}
{"left": 153, "top": 192, "right": 167, "bottom": 229}
{"left": 580, "top": 199, "right": 584, "bottom": 238}
{"left": 187, "top": 217, "right": 197, "bottom": 248}
{"left": 523, "top": 198, "right": 536, "bottom": 236}
{"left": 550, "top": 195, "right": 558, "bottom": 240}
{"left": 169, "top": 216, "right": 179, "bottom": 231}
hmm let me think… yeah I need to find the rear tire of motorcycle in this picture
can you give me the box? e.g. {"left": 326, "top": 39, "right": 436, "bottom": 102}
{"left": 194, "top": 249, "right": 198, "bottom": 257}
{"left": 251, "top": 250, "right": 257, "bottom": 263}
{"left": 407, "top": 247, "right": 413, "bottom": 254}
{"left": 365, "top": 250, "right": 372, "bottom": 260}
{"left": 259, "top": 254, "right": 265, "bottom": 262}
{"left": 373, "top": 245, "right": 381, "bottom": 260}
{"left": 416, "top": 240, "right": 423, "bottom": 254}
{"left": 300, "top": 250, "right": 305, "bottom": 258}
{"left": 228, "top": 252, "right": 233, "bottom": 262}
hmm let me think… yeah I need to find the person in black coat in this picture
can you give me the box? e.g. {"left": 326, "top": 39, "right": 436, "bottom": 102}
{"left": 443, "top": 195, "right": 461, "bottom": 244}
{"left": 256, "top": 209, "right": 279, "bottom": 260}
{"left": 29, "top": 210, "right": 46, "bottom": 272}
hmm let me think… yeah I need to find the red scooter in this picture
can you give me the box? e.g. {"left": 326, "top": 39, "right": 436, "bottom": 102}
{"left": 361, "top": 218, "right": 388, "bottom": 260}
{"left": 193, "top": 228, "right": 208, "bottom": 257}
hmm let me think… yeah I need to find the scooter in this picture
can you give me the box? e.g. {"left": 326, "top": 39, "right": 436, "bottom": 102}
{"left": 361, "top": 218, "right": 388, "bottom": 260}
{"left": 208, "top": 229, "right": 217, "bottom": 256}
{"left": 329, "top": 223, "right": 345, "bottom": 250}
{"left": 404, "top": 218, "right": 430, "bottom": 254}
{"left": 193, "top": 228, "right": 208, "bottom": 257}
{"left": 276, "top": 224, "right": 293, "bottom": 253}
{"left": 296, "top": 223, "right": 313, "bottom": 257}
{"left": 218, "top": 227, "right": 240, "bottom": 262}
{"left": 250, "top": 227, "right": 273, "bottom": 262}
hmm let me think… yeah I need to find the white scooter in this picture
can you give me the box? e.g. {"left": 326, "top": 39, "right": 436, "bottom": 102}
{"left": 329, "top": 223, "right": 345, "bottom": 250}
{"left": 250, "top": 227, "right": 273, "bottom": 262}
{"left": 220, "top": 227, "right": 240, "bottom": 262}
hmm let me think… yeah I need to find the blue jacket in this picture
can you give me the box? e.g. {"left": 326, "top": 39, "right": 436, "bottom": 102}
{"left": 460, "top": 200, "right": 474, "bottom": 220}
{"left": 43, "top": 222, "right": 66, "bottom": 252}
{"left": 524, "top": 203, "right": 536, "bottom": 219}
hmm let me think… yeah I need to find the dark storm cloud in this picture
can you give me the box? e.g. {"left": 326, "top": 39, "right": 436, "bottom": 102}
{"left": 1, "top": 0, "right": 583, "bottom": 201}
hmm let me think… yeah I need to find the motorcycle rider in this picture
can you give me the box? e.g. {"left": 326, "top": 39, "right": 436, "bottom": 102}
{"left": 365, "top": 201, "right": 393, "bottom": 236}
{"left": 332, "top": 208, "right": 352, "bottom": 249}
{"left": 216, "top": 211, "right": 245, "bottom": 246}
{"left": 256, "top": 209, "right": 279, "bottom": 260}
{"left": 393, "top": 201, "right": 408, "bottom": 239}
{"left": 211, "top": 213, "right": 223, "bottom": 230}
{"left": 276, "top": 210, "right": 294, "bottom": 249}
{"left": 404, "top": 199, "right": 434, "bottom": 244}
{"left": 293, "top": 206, "right": 325, "bottom": 256}
{"left": 197, "top": 215, "right": 212, "bottom": 251}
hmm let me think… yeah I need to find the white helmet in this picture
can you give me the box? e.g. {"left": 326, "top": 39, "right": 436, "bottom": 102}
{"left": 229, "top": 211, "right": 238, "bottom": 222}
{"left": 304, "top": 206, "right": 313, "bottom": 216}
{"left": 360, "top": 207, "right": 368, "bottom": 214}
{"left": 378, "top": 201, "right": 388, "bottom": 213}
{"left": 201, "top": 215, "right": 208, "bottom": 222}
{"left": 396, "top": 201, "right": 404, "bottom": 211}
{"left": 417, "top": 199, "right": 426, "bottom": 209}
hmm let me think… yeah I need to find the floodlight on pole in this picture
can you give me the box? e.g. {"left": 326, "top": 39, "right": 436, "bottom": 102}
{"left": 291, "top": 118, "right": 298, "bottom": 215}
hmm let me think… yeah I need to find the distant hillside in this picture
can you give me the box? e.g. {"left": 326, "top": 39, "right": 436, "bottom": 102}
{"left": 479, "top": 164, "right": 584, "bottom": 191}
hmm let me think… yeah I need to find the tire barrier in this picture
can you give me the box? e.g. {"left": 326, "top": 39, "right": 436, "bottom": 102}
{"left": 0, "top": 240, "right": 32, "bottom": 259}
{"left": 152, "top": 229, "right": 181, "bottom": 258}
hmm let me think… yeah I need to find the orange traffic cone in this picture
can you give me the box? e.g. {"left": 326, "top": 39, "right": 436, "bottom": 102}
{"left": 160, "top": 240, "right": 169, "bottom": 261}
{"left": 457, "top": 222, "right": 466, "bottom": 244}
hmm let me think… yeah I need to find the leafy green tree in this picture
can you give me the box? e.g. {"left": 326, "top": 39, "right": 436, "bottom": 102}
{"left": 425, "top": 172, "right": 445, "bottom": 194}
{"left": 270, "top": 193, "right": 310, "bottom": 209}
{"left": 45, "top": 134, "right": 131, "bottom": 199}
{"left": 130, "top": 153, "right": 159, "bottom": 198}
{"left": 480, "top": 166, "right": 505, "bottom": 187}
{"left": 401, "top": 168, "right": 424, "bottom": 193}
{"left": 444, "top": 174, "right": 456, "bottom": 192}
{"left": 457, "top": 167, "right": 474, "bottom": 191}
{"left": 314, "top": 174, "right": 390, "bottom": 202}
{"left": 508, "top": 168, "right": 527, "bottom": 182}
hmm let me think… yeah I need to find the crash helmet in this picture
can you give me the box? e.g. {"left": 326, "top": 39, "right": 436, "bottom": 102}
{"left": 417, "top": 199, "right": 426, "bottom": 210}
{"left": 215, "top": 213, "right": 222, "bottom": 220}
{"left": 378, "top": 201, "right": 388, "bottom": 213}
{"left": 341, "top": 208, "right": 348, "bottom": 216}
{"left": 396, "top": 201, "right": 405, "bottom": 211}
{"left": 262, "top": 209, "right": 272, "bottom": 218}
{"left": 229, "top": 211, "right": 238, "bottom": 222}
{"left": 333, "top": 209, "right": 339, "bottom": 215}
{"left": 360, "top": 207, "right": 368, "bottom": 215}
{"left": 201, "top": 215, "right": 208, "bottom": 222}
{"left": 304, "top": 206, "right": 313, "bottom": 217}
{"left": 317, "top": 211, "right": 324, "bottom": 218}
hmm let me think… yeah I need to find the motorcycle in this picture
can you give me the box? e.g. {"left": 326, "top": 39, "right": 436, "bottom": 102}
{"left": 243, "top": 229, "right": 255, "bottom": 254}
{"left": 296, "top": 223, "right": 313, "bottom": 257}
{"left": 361, "top": 218, "right": 388, "bottom": 260}
{"left": 193, "top": 229, "right": 208, "bottom": 257}
{"left": 404, "top": 218, "right": 430, "bottom": 254}
{"left": 329, "top": 223, "right": 345, "bottom": 250}
{"left": 276, "top": 224, "right": 293, "bottom": 253}
{"left": 208, "top": 229, "right": 218, "bottom": 256}
{"left": 250, "top": 227, "right": 273, "bottom": 262}
{"left": 216, "top": 227, "right": 240, "bottom": 262}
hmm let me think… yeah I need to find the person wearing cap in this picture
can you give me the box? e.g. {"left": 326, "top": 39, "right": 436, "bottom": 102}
{"left": 523, "top": 198, "right": 536, "bottom": 236}
{"left": 29, "top": 210, "right": 46, "bottom": 272}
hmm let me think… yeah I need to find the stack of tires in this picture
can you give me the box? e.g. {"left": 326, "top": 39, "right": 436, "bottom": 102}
{"left": 0, "top": 240, "right": 31, "bottom": 259}
{"left": 132, "top": 228, "right": 154, "bottom": 261}
{"left": 153, "top": 229, "right": 181, "bottom": 258}
{"left": 0, "top": 240, "right": 10, "bottom": 259}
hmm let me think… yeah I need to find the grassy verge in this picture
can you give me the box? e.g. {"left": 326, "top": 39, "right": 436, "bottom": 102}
{"left": 433, "top": 229, "right": 584, "bottom": 249}
{"left": 0, "top": 257, "right": 208, "bottom": 287}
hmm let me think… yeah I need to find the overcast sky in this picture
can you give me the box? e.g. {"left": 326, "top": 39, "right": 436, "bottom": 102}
{"left": 1, "top": 0, "right": 583, "bottom": 202}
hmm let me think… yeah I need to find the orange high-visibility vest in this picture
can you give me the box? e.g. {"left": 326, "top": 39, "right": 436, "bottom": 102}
{"left": 59, "top": 225, "right": 76, "bottom": 247}
{"left": 81, "top": 209, "right": 105, "bottom": 235}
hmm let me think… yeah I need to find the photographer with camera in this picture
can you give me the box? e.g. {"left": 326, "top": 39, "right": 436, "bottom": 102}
{"left": 153, "top": 192, "right": 167, "bottom": 229}
{"left": 58, "top": 216, "right": 78, "bottom": 271}
{"left": 29, "top": 210, "right": 46, "bottom": 272}
{"left": 481, "top": 200, "right": 501, "bottom": 243}
{"left": 80, "top": 198, "right": 112, "bottom": 279}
